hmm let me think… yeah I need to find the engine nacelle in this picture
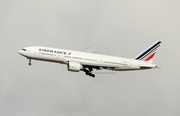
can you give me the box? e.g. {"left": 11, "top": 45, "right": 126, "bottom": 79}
{"left": 67, "top": 62, "right": 82, "bottom": 72}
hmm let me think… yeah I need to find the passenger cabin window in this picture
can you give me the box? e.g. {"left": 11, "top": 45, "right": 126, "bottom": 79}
{"left": 22, "top": 49, "right": 27, "bottom": 51}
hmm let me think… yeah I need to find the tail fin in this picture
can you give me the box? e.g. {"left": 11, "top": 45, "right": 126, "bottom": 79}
{"left": 134, "top": 41, "right": 162, "bottom": 63}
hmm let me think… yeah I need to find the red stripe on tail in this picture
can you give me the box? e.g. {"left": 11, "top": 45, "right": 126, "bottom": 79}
{"left": 145, "top": 52, "right": 156, "bottom": 61}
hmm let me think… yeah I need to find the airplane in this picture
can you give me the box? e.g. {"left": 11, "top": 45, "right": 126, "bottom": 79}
{"left": 18, "top": 41, "right": 161, "bottom": 78}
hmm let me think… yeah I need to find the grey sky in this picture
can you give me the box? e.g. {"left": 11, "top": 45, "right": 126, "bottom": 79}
{"left": 0, "top": 0, "right": 180, "bottom": 116}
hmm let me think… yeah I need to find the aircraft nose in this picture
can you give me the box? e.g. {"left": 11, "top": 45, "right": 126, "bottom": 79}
{"left": 18, "top": 50, "right": 20, "bottom": 53}
{"left": 18, "top": 48, "right": 28, "bottom": 56}
{"left": 18, "top": 50, "right": 24, "bottom": 55}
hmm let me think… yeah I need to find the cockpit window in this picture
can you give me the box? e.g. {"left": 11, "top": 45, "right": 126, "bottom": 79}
{"left": 22, "top": 49, "right": 27, "bottom": 51}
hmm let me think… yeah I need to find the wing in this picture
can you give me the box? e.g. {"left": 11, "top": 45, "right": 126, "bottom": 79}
{"left": 84, "top": 45, "right": 96, "bottom": 53}
{"left": 80, "top": 61, "right": 125, "bottom": 70}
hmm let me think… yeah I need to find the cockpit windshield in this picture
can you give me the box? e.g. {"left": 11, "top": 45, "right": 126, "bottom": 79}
{"left": 22, "top": 49, "right": 27, "bottom": 51}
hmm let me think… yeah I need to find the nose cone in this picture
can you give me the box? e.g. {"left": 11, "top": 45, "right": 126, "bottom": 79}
{"left": 18, "top": 50, "right": 22, "bottom": 55}
{"left": 18, "top": 49, "right": 27, "bottom": 56}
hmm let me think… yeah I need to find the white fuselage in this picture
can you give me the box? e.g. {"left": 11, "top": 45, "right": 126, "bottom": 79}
{"left": 19, "top": 46, "right": 157, "bottom": 71}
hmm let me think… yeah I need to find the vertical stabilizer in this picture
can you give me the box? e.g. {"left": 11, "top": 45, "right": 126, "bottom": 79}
{"left": 134, "top": 41, "right": 162, "bottom": 63}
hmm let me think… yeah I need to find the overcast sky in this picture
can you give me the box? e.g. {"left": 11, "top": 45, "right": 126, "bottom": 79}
{"left": 0, "top": 0, "right": 180, "bottom": 116}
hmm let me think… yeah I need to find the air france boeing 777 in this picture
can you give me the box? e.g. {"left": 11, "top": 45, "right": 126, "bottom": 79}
{"left": 19, "top": 41, "right": 161, "bottom": 77}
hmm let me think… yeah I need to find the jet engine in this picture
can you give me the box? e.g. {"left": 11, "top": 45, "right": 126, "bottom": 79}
{"left": 67, "top": 62, "right": 83, "bottom": 72}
